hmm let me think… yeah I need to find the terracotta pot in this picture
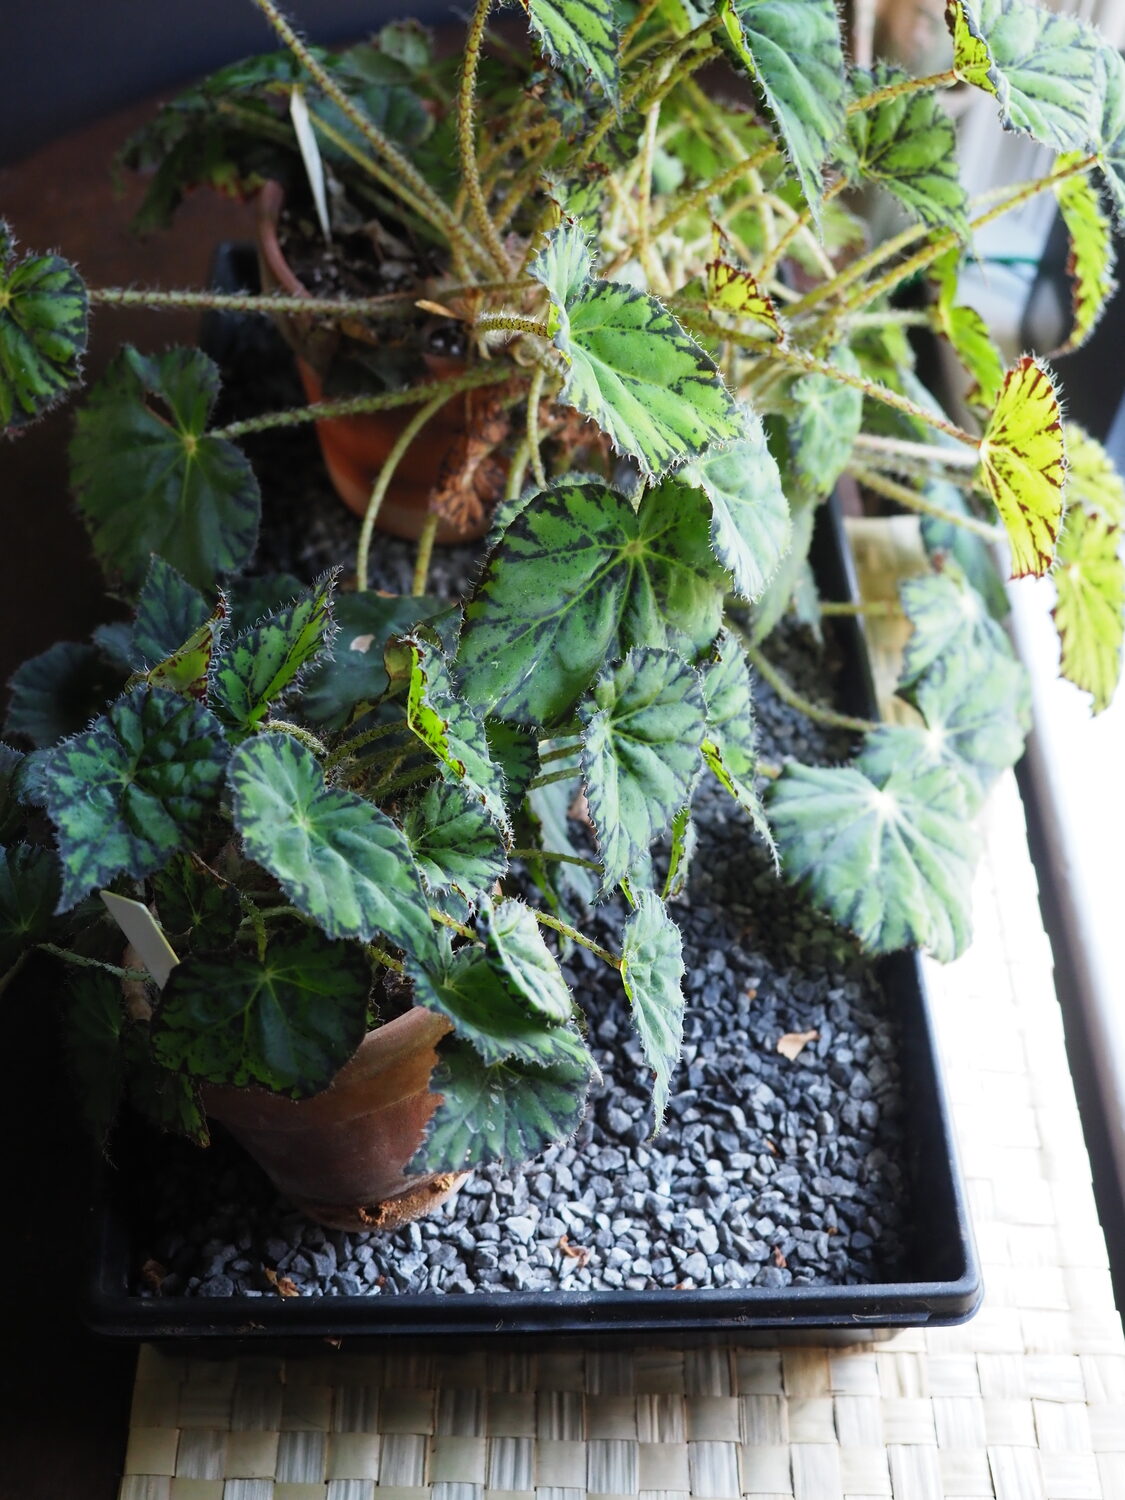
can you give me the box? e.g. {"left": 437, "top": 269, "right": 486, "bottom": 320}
{"left": 202, "top": 1006, "right": 468, "bottom": 1232}
{"left": 254, "top": 183, "right": 491, "bottom": 544}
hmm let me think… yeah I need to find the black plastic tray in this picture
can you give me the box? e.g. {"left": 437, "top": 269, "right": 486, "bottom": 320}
{"left": 83, "top": 267, "right": 981, "bottom": 1343}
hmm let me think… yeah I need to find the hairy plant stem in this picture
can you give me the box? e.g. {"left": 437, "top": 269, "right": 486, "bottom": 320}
{"left": 846, "top": 67, "right": 959, "bottom": 113}
{"left": 758, "top": 178, "right": 847, "bottom": 281}
{"left": 89, "top": 286, "right": 416, "bottom": 317}
{"left": 819, "top": 599, "right": 898, "bottom": 617}
{"left": 536, "top": 739, "right": 581, "bottom": 765}
{"left": 458, "top": 0, "right": 513, "bottom": 277}
{"left": 526, "top": 362, "right": 549, "bottom": 490}
{"left": 39, "top": 944, "right": 150, "bottom": 983}
{"left": 534, "top": 911, "right": 620, "bottom": 969}
{"left": 476, "top": 313, "right": 551, "bottom": 341}
{"left": 412, "top": 513, "right": 440, "bottom": 596}
{"left": 506, "top": 434, "right": 531, "bottom": 500}
{"left": 261, "top": 719, "right": 330, "bottom": 757}
{"left": 746, "top": 647, "right": 878, "bottom": 735}
{"left": 509, "top": 847, "right": 601, "bottom": 871}
{"left": 366, "top": 943, "right": 405, "bottom": 975}
{"left": 848, "top": 464, "right": 1002, "bottom": 541}
{"left": 354, "top": 389, "right": 463, "bottom": 592}
{"left": 372, "top": 760, "right": 437, "bottom": 800}
{"left": 428, "top": 907, "right": 476, "bottom": 941}
{"left": 852, "top": 431, "right": 979, "bottom": 469}
{"left": 528, "top": 765, "right": 585, "bottom": 792}
{"left": 619, "top": 0, "right": 664, "bottom": 56}
{"left": 648, "top": 140, "right": 778, "bottom": 245}
{"left": 323, "top": 718, "right": 410, "bottom": 774}
{"left": 493, "top": 121, "right": 563, "bottom": 231}
{"left": 214, "top": 363, "right": 510, "bottom": 442}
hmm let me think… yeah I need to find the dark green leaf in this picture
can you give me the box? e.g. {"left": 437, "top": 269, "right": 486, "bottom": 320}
{"left": 150, "top": 855, "right": 243, "bottom": 948}
{"left": 37, "top": 686, "right": 230, "bottom": 910}
{"left": 0, "top": 223, "right": 88, "bottom": 431}
{"left": 673, "top": 408, "right": 791, "bottom": 601}
{"left": 531, "top": 225, "right": 741, "bottom": 477}
{"left": 299, "top": 591, "right": 443, "bottom": 729}
{"left": 700, "top": 629, "right": 773, "bottom": 849}
{"left": 122, "top": 1023, "right": 209, "bottom": 1144}
{"left": 64, "top": 970, "right": 125, "bottom": 1145}
{"left": 899, "top": 569, "right": 1012, "bottom": 690}
{"left": 212, "top": 573, "right": 336, "bottom": 732}
{"left": 766, "top": 751, "right": 977, "bottom": 961}
{"left": 717, "top": 0, "right": 847, "bottom": 226}
{"left": 409, "top": 1034, "right": 594, "bottom": 1174}
{"left": 408, "top": 945, "right": 591, "bottom": 1068}
{"left": 458, "top": 480, "right": 724, "bottom": 725}
{"left": 228, "top": 732, "right": 437, "bottom": 959}
{"left": 482, "top": 898, "right": 573, "bottom": 1024}
{"left": 132, "top": 556, "right": 211, "bottom": 665}
{"left": 485, "top": 720, "right": 539, "bottom": 806}
{"left": 0, "top": 843, "right": 60, "bottom": 970}
{"left": 524, "top": 0, "right": 619, "bottom": 102}
{"left": 0, "top": 743, "right": 24, "bottom": 841}
{"left": 5, "top": 642, "right": 128, "bottom": 748}
{"left": 403, "top": 779, "right": 508, "bottom": 900}
{"left": 847, "top": 65, "right": 969, "bottom": 236}
{"left": 580, "top": 648, "right": 705, "bottom": 892}
{"left": 70, "top": 346, "right": 260, "bottom": 592}
{"left": 620, "top": 890, "right": 685, "bottom": 1128}
{"left": 153, "top": 931, "right": 370, "bottom": 1098}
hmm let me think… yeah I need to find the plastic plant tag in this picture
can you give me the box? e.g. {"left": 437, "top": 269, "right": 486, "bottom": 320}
{"left": 100, "top": 891, "right": 180, "bottom": 989}
{"left": 290, "top": 86, "right": 331, "bottom": 243}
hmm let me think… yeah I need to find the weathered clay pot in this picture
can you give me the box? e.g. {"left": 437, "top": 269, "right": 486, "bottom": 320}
{"left": 254, "top": 182, "right": 490, "bottom": 544}
{"left": 202, "top": 1007, "right": 468, "bottom": 1232}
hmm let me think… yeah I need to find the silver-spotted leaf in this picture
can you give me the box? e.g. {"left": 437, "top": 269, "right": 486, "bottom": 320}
{"left": 766, "top": 753, "right": 977, "bottom": 961}
{"left": 403, "top": 779, "right": 508, "bottom": 900}
{"left": 4, "top": 642, "right": 128, "bottom": 748}
{"left": 482, "top": 898, "right": 573, "bottom": 1024}
{"left": 1054, "top": 157, "right": 1117, "bottom": 355}
{"left": 947, "top": 0, "right": 1107, "bottom": 151}
{"left": 37, "top": 686, "right": 229, "bottom": 911}
{"left": 531, "top": 224, "right": 741, "bottom": 478}
{"left": 580, "top": 648, "right": 705, "bottom": 892}
{"left": 132, "top": 557, "right": 210, "bottom": 666}
{"left": 70, "top": 346, "right": 260, "bottom": 591}
{"left": 717, "top": 0, "right": 847, "bottom": 227}
{"left": 700, "top": 629, "right": 773, "bottom": 850}
{"left": 212, "top": 573, "right": 336, "bottom": 732}
{"left": 847, "top": 65, "right": 969, "bottom": 236}
{"left": 522, "top": 0, "right": 618, "bottom": 101}
{"left": 899, "top": 569, "right": 1013, "bottom": 690}
{"left": 227, "top": 733, "right": 437, "bottom": 959}
{"left": 1053, "top": 505, "right": 1124, "bottom": 712}
{"left": 620, "top": 889, "right": 685, "bottom": 1129}
{"left": 0, "top": 223, "right": 88, "bottom": 431}
{"left": 673, "top": 408, "right": 791, "bottom": 602}
{"left": 978, "top": 356, "right": 1066, "bottom": 577}
{"left": 0, "top": 843, "right": 60, "bottom": 972}
{"left": 457, "top": 481, "right": 724, "bottom": 726}
{"left": 153, "top": 931, "right": 371, "bottom": 1098}
{"left": 409, "top": 1034, "right": 594, "bottom": 1174}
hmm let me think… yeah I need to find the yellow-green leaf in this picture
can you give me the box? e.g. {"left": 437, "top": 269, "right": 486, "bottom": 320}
{"left": 705, "top": 258, "right": 784, "bottom": 340}
{"left": 978, "top": 356, "right": 1066, "bottom": 577}
{"left": 1054, "top": 157, "right": 1118, "bottom": 355}
{"left": 947, "top": 0, "right": 1004, "bottom": 98}
{"left": 1066, "top": 425, "right": 1125, "bottom": 526}
{"left": 1053, "top": 505, "right": 1124, "bottom": 713}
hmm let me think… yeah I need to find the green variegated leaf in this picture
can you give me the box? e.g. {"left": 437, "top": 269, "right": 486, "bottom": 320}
{"left": 978, "top": 356, "right": 1066, "bottom": 577}
{"left": 790, "top": 348, "right": 863, "bottom": 498}
{"left": 766, "top": 752, "right": 977, "bottom": 961}
{"left": 122, "top": 1024, "right": 209, "bottom": 1144}
{"left": 717, "top": 0, "right": 847, "bottom": 226}
{"left": 1066, "top": 425, "right": 1125, "bottom": 525}
{"left": 0, "top": 843, "right": 60, "bottom": 971}
{"left": 895, "top": 648, "right": 1031, "bottom": 802}
{"left": 299, "top": 592, "right": 443, "bottom": 729}
{"left": 482, "top": 898, "right": 573, "bottom": 1024}
{"left": 409, "top": 1034, "right": 594, "bottom": 1174}
{"left": 0, "top": 744, "right": 24, "bottom": 842}
{"left": 523, "top": 0, "right": 618, "bottom": 101}
{"left": 141, "top": 600, "right": 226, "bottom": 702}
{"left": 0, "top": 223, "right": 88, "bottom": 431}
{"left": 700, "top": 629, "right": 773, "bottom": 849}
{"left": 151, "top": 855, "right": 243, "bottom": 948}
{"left": 1097, "top": 46, "right": 1125, "bottom": 224}
{"left": 485, "top": 721, "right": 539, "bottom": 806}
{"left": 530, "top": 225, "right": 741, "bottom": 477}
{"left": 919, "top": 479, "right": 1009, "bottom": 622}
{"left": 847, "top": 65, "right": 969, "bottom": 236}
{"left": 63, "top": 970, "right": 125, "bottom": 1144}
{"left": 385, "top": 632, "right": 509, "bottom": 832}
{"left": 1053, "top": 505, "right": 1125, "bottom": 712}
{"left": 705, "top": 258, "right": 785, "bottom": 340}
{"left": 408, "top": 945, "right": 591, "bottom": 1069}
{"left": 526, "top": 777, "right": 597, "bottom": 912}
{"left": 4, "top": 642, "right": 128, "bottom": 748}
{"left": 1054, "top": 159, "right": 1118, "bottom": 354}
{"left": 226, "top": 572, "right": 304, "bottom": 633}
{"left": 620, "top": 889, "right": 684, "bottom": 1128}
{"left": 899, "top": 569, "right": 1013, "bottom": 690}
{"left": 132, "top": 556, "right": 210, "bottom": 666}
{"left": 673, "top": 409, "right": 790, "bottom": 601}
{"left": 153, "top": 931, "right": 370, "bottom": 1098}
{"left": 458, "top": 481, "right": 724, "bottom": 726}
{"left": 662, "top": 805, "right": 696, "bottom": 901}
{"left": 70, "top": 346, "right": 260, "bottom": 591}
{"left": 946, "top": 0, "right": 1106, "bottom": 151}
{"left": 227, "top": 733, "right": 437, "bottom": 959}
{"left": 403, "top": 779, "right": 508, "bottom": 900}
{"left": 580, "top": 648, "right": 705, "bottom": 892}
{"left": 930, "top": 252, "right": 1004, "bottom": 408}
{"left": 212, "top": 573, "right": 336, "bottom": 732}
{"left": 37, "top": 686, "right": 230, "bottom": 911}
{"left": 748, "top": 497, "right": 816, "bottom": 643}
